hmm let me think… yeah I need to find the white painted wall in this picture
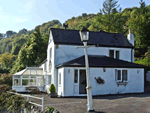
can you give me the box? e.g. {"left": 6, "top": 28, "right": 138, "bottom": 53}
{"left": 55, "top": 45, "right": 133, "bottom": 66}
{"left": 62, "top": 67, "right": 144, "bottom": 96}
{"left": 57, "top": 67, "right": 65, "bottom": 96}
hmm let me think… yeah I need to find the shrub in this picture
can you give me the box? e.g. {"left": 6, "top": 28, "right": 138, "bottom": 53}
{"left": 49, "top": 84, "right": 56, "bottom": 93}
{"left": 0, "top": 73, "right": 12, "bottom": 86}
{"left": 46, "top": 106, "right": 56, "bottom": 113}
{"left": 0, "top": 84, "right": 11, "bottom": 92}
{"left": 0, "top": 92, "right": 31, "bottom": 112}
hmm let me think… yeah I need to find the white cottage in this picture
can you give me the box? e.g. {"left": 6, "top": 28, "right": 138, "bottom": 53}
{"left": 12, "top": 28, "right": 146, "bottom": 97}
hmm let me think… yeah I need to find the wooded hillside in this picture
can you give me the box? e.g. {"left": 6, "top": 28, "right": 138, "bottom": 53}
{"left": 0, "top": 0, "right": 150, "bottom": 73}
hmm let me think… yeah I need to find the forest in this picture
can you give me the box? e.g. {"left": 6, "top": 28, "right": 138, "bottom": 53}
{"left": 0, "top": 0, "right": 150, "bottom": 74}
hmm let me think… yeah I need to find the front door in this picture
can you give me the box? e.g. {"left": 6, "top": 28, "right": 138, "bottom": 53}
{"left": 79, "top": 70, "right": 87, "bottom": 94}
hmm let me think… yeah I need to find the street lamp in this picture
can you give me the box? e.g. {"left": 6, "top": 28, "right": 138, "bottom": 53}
{"left": 79, "top": 27, "right": 94, "bottom": 112}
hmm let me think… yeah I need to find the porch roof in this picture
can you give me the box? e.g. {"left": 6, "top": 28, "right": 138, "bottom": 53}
{"left": 56, "top": 55, "right": 147, "bottom": 68}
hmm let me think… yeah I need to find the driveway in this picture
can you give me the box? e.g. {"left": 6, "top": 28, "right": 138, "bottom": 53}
{"left": 30, "top": 93, "right": 150, "bottom": 113}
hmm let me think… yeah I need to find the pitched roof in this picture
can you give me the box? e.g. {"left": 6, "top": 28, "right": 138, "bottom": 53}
{"left": 56, "top": 55, "right": 146, "bottom": 68}
{"left": 50, "top": 28, "right": 134, "bottom": 48}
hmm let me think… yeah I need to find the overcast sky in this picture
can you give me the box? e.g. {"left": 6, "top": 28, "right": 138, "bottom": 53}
{"left": 0, "top": 0, "right": 150, "bottom": 33}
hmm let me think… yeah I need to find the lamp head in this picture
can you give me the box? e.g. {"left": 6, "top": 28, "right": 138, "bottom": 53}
{"left": 79, "top": 27, "right": 89, "bottom": 42}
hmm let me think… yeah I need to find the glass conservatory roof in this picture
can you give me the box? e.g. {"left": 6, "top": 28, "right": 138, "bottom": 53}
{"left": 13, "top": 67, "right": 43, "bottom": 76}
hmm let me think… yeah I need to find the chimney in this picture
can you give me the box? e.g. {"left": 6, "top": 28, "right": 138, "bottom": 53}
{"left": 63, "top": 23, "right": 68, "bottom": 29}
{"left": 127, "top": 29, "right": 134, "bottom": 46}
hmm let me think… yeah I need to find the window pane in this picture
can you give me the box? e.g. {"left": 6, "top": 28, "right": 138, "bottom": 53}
{"left": 116, "top": 51, "right": 119, "bottom": 59}
{"left": 14, "top": 76, "right": 20, "bottom": 78}
{"left": 117, "top": 70, "right": 121, "bottom": 80}
{"left": 74, "top": 69, "right": 78, "bottom": 83}
{"left": 122, "top": 70, "right": 127, "bottom": 81}
{"left": 14, "top": 79, "right": 21, "bottom": 86}
{"left": 36, "top": 79, "right": 43, "bottom": 86}
{"left": 59, "top": 73, "right": 61, "bottom": 85}
{"left": 23, "top": 76, "right": 29, "bottom": 78}
{"left": 22, "top": 79, "right": 29, "bottom": 86}
{"left": 115, "top": 69, "right": 118, "bottom": 81}
{"left": 109, "top": 50, "right": 114, "bottom": 58}
{"left": 31, "top": 70, "right": 36, "bottom": 75}
{"left": 37, "top": 70, "right": 42, "bottom": 75}
{"left": 46, "top": 75, "right": 51, "bottom": 84}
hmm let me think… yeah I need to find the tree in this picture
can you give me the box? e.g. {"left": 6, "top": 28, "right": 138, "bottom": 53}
{"left": 93, "top": 0, "right": 124, "bottom": 32}
{"left": 6, "top": 30, "right": 14, "bottom": 37}
{"left": 127, "top": 0, "right": 150, "bottom": 48}
{"left": 100, "top": 0, "right": 120, "bottom": 15}
{"left": 11, "top": 28, "right": 48, "bottom": 73}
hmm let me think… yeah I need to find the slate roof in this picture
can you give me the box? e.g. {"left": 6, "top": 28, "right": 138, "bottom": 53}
{"left": 50, "top": 28, "right": 134, "bottom": 48}
{"left": 56, "top": 55, "right": 146, "bottom": 68}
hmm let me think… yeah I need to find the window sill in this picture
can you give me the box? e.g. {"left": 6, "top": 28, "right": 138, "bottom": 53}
{"left": 116, "top": 81, "right": 128, "bottom": 86}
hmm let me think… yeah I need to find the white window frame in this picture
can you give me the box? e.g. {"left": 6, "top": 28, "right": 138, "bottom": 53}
{"left": 109, "top": 49, "right": 120, "bottom": 59}
{"left": 115, "top": 69, "right": 128, "bottom": 82}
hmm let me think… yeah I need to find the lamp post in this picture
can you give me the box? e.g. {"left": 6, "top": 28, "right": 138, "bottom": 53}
{"left": 77, "top": 28, "right": 94, "bottom": 112}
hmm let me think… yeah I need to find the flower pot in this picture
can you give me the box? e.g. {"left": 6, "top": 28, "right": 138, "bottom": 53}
{"left": 50, "top": 93, "right": 58, "bottom": 98}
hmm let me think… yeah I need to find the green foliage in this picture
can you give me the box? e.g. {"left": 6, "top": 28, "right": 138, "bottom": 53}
{"left": 135, "top": 57, "right": 150, "bottom": 70}
{"left": 0, "top": 74, "right": 12, "bottom": 86}
{"left": 127, "top": 0, "right": 150, "bottom": 48}
{"left": 49, "top": 84, "right": 56, "bottom": 93}
{"left": 46, "top": 106, "right": 56, "bottom": 113}
{"left": 0, "top": 93, "right": 29, "bottom": 112}
{"left": 100, "top": 0, "right": 121, "bottom": 15}
{"left": 0, "top": 84, "right": 11, "bottom": 92}
{"left": 0, "top": 53, "right": 16, "bottom": 69}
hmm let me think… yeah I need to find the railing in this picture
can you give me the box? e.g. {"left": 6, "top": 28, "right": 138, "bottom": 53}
{"left": 7, "top": 91, "right": 44, "bottom": 111}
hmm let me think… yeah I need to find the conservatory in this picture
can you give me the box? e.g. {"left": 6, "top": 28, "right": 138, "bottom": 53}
{"left": 12, "top": 67, "right": 44, "bottom": 92}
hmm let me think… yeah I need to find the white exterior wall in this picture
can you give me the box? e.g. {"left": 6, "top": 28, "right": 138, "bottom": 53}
{"left": 47, "top": 31, "right": 58, "bottom": 91}
{"left": 57, "top": 67, "right": 65, "bottom": 96}
{"left": 63, "top": 67, "right": 144, "bottom": 96}
{"left": 55, "top": 45, "right": 132, "bottom": 66}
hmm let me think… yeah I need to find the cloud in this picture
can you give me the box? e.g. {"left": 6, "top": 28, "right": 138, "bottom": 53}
{"left": 15, "top": 18, "right": 28, "bottom": 23}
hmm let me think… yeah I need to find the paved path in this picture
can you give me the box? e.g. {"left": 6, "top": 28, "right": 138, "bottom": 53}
{"left": 30, "top": 93, "right": 150, "bottom": 113}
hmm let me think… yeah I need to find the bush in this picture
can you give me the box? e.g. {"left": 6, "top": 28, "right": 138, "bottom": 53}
{"left": 0, "top": 92, "right": 31, "bottom": 112}
{"left": 0, "top": 73, "right": 12, "bottom": 86}
{"left": 0, "top": 84, "right": 11, "bottom": 92}
{"left": 46, "top": 106, "right": 56, "bottom": 113}
{"left": 49, "top": 84, "right": 56, "bottom": 93}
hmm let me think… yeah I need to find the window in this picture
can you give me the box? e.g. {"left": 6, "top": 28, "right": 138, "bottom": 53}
{"left": 59, "top": 73, "right": 61, "bottom": 85}
{"left": 49, "top": 48, "right": 52, "bottom": 59}
{"left": 122, "top": 70, "right": 127, "bottom": 81}
{"left": 46, "top": 75, "right": 51, "bottom": 84}
{"left": 109, "top": 50, "right": 114, "bottom": 58}
{"left": 115, "top": 69, "right": 128, "bottom": 82}
{"left": 74, "top": 69, "right": 78, "bottom": 83}
{"left": 116, "top": 50, "right": 119, "bottom": 59}
{"left": 14, "top": 79, "right": 21, "bottom": 86}
{"left": 109, "top": 50, "right": 119, "bottom": 59}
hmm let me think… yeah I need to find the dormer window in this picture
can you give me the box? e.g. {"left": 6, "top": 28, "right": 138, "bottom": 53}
{"left": 109, "top": 50, "right": 119, "bottom": 59}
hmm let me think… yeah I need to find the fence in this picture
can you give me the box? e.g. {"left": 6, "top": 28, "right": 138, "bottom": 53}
{"left": 7, "top": 91, "right": 44, "bottom": 111}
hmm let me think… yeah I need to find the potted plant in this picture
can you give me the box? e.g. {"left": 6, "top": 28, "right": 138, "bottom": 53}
{"left": 49, "top": 84, "right": 57, "bottom": 98}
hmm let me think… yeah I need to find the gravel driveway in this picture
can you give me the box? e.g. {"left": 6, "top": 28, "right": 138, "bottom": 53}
{"left": 30, "top": 93, "right": 150, "bottom": 113}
